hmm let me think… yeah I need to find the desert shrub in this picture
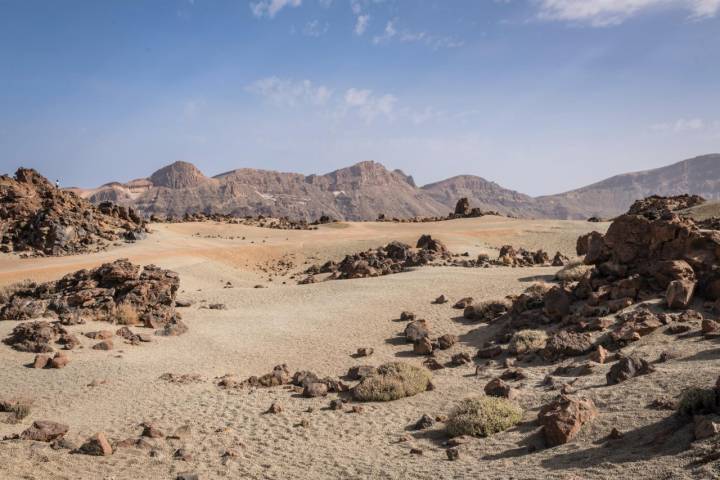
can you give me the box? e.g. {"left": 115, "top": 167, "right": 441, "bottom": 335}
{"left": 509, "top": 329, "right": 548, "bottom": 355}
{"left": 0, "top": 279, "right": 35, "bottom": 305}
{"left": 555, "top": 261, "right": 592, "bottom": 282}
{"left": 0, "top": 399, "right": 32, "bottom": 423}
{"left": 446, "top": 396, "right": 523, "bottom": 437}
{"left": 352, "top": 362, "right": 431, "bottom": 402}
{"left": 115, "top": 303, "right": 139, "bottom": 325}
{"left": 678, "top": 388, "right": 719, "bottom": 416}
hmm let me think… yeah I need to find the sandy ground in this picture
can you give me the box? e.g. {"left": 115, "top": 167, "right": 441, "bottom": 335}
{"left": 2, "top": 216, "right": 720, "bottom": 479}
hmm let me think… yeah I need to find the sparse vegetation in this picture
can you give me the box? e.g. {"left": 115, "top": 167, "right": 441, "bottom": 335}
{"left": 509, "top": 329, "right": 548, "bottom": 355}
{"left": 446, "top": 396, "right": 523, "bottom": 437}
{"left": 556, "top": 261, "right": 592, "bottom": 282}
{"left": 352, "top": 362, "right": 431, "bottom": 402}
{"left": 0, "top": 279, "right": 35, "bottom": 305}
{"left": 678, "top": 388, "right": 719, "bottom": 416}
{"left": 0, "top": 399, "right": 32, "bottom": 423}
{"left": 115, "top": 303, "right": 139, "bottom": 325}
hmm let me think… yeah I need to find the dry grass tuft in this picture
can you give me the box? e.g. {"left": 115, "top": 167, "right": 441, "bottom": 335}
{"left": 509, "top": 329, "right": 548, "bottom": 355}
{"left": 678, "top": 388, "right": 719, "bottom": 416}
{"left": 555, "top": 261, "right": 592, "bottom": 282}
{"left": 0, "top": 279, "right": 35, "bottom": 305}
{"left": 446, "top": 396, "right": 523, "bottom": 437}
{"left": 115, "top": 303, "right": 139, "bottom": 325}
{"left": 353, "top": 362, "right": 431, "bottom": 402}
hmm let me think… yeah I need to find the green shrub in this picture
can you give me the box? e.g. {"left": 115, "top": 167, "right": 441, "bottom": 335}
{"left": 509, "top": 329, "right": 548, "bottom": 355}
{"left": 352, "top": 362, "right": 431, "bottom": 402}
{"left": 446, "top": 396, "right": 523, "bottom": 437}
{"left": 678, "top": 388, "right": 719, "bottom": 416}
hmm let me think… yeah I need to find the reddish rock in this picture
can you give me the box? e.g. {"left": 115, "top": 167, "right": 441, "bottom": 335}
{"left": 78, "top": 432, "right": 113, "bottom": 456}
{"left": 404, "top": 320, "right": 430, "bottom": 343}
{"left": 303, "top": 382, "right": 328, "bottom": 398}
{"left": 413, "top": 337, "right": 434, "bottom": 355}
{"left": 85, "top": 330, "right": 113, "bottom": 340}
{"left": 437, "top": 334, "right": 458, "bottom": 350}
{"left": 49, "top": 352, "right": 69, "bottom": 369}
{"left": 606, "top": 355, "right": 654, "bottom": 385}
{"left": 20, "top": 420, "right": 69, "bottom": 442}
{"left": 666, "top": 279, "right": 696, "bottom": 310}
{"left": 484, "top": 378, "right": 518, "bottom": 400}
{"left": 589, "top": 346, "right": 608, "bottom": 364}
{"left": 92, "top": 339, "right": 114, "bottom": 350}
{"left": 538, "top": 395, "right": 598, "bottom": 447}
{"left": 32, "top": 354, "right": 50, "bottom": 369}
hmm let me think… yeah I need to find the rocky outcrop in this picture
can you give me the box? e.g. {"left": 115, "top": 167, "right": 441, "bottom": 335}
{"left": 0, "top": 259, "right": 180, "bottom": 329}
{"left": 0, "top": 168, "right": 147, "bottom": 256}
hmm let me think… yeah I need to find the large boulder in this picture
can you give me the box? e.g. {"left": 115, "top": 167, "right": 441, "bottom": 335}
{"left": 606, "top": 355, "right": 654, "bottom": 385}
{"left": 538, "top": 395, "right": 598, "bottom": 447}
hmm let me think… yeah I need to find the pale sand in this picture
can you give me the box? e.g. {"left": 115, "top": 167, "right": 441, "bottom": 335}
{"left": 1, "top": 216, "right": 717, "bottom": 479}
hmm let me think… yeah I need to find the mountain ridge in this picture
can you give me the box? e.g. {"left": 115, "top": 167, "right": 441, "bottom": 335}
{"left": 72, "top": 154, "right": 720, "bottom": 221}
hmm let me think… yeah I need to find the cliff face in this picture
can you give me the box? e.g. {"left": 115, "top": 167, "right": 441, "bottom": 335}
{"left": 78, "top": 154, "right": 720, "bottom": 221}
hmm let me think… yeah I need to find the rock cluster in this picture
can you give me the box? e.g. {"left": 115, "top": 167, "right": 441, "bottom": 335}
{"left": 0, "top": 168, "right": 147, "bottom": 256}
{"left": 153, "top": 212, "right": 320, "bottom": 230}
{"left": 0, "top": 259, "right": 181, "bottom": 328}
{"left": 301, "top": 235, "right": 451, "bottom": 282}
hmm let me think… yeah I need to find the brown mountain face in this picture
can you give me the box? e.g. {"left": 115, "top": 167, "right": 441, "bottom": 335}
{"left": 83, "top": 160, "right": 448, "bottom": 221}
{"left": 534, "top": 154, "right": 720, "bottom": 219}
{"left": 421, "top": 175, "right": 546, "bottom": 218}
{"left": 79, "top": 154, "right": 720, "bottom": 221}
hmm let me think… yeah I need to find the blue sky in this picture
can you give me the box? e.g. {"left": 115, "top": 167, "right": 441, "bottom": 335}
{"left": 1, "top": 0, "right": 719, "bottom": 195}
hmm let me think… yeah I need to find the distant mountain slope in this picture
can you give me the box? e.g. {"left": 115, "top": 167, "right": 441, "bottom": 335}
{"left": 82, "top": 161, "right": 449, "bottom": 221}
{"left": 420, "top": 175, "right": 546, "bottom": 218}
{"left": 534, "top": 154, "right": 720, "bottom": 219}
{"left": 75, "top": 153, "right": 720, "bottom": 221}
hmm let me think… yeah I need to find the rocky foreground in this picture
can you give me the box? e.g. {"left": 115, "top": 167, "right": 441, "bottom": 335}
{"left": 3, "top": 195, "right": 720, "bottom": 479}
{"left": 0, "top": 168, "right": 147, "bottom": 256}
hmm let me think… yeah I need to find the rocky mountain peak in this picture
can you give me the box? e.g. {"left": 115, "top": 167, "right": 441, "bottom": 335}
{"left": 149, "top": 161, "right": 208, "bottom": 189}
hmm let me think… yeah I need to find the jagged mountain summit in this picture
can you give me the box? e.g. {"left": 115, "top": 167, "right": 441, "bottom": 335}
{"left": 76, "top": 154, "right": 720, "bottom": 221}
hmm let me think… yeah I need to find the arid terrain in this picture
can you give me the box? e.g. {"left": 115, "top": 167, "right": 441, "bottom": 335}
{"left": 2, "top": 209, "right": 720, "bottom": 480}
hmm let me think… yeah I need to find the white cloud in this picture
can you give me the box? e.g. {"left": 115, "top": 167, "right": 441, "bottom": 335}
{"left": 343, "top": 88, "right": 397, "bottom": 122}
{"left": 247, "top": 77, "right": 402, "bottom": 124}
{"left": 247, "top": 77, "right": 333, "bottom": 107}
{"left": 303, "top": 19, "right": 329, "bottom": 36}
{"left": 650, "top": 117, "right": 709, "bottom": 132}
{"left": 250, "top": 0, "right": 302, "bottom": 18}
{"left": 354, "top": 14, "right": 370, "bottom": 34}
{"left": 536, "top": 0, "right": 720, "bottom": 27}
{"left": 373, "top": 19, "right": 464, "bottom": 49}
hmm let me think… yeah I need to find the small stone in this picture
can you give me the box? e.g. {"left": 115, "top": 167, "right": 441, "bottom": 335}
{"left": 141, "top": 423, "right": 163, "bottom": 438}
{"left": 303, "top": 382, "right": 328, "bottom": 398}
{"left": 446, "top": 448, "right": 460, "bottom": 460}
{"left": 410, "top": 447, "right": 423, "bottom": 455}
{"left": 433, "top": 295, "right": 448, "bottom": 304}
{"left": 33, "top": 354, "right": 50, "bottom": 369}
{"left": 77, "top": 432, "right": 113, "bottom": 456}
{"left": 412, "top": 414, "right": 435, "bottom": 430}
{"left": 356, "top": 347, "right": 374, "bottom": 357}
{"left": 589, "top": 345, "right": 608, "bottom": 364}
{"left": 92, "top": 339, "right": 114, "bottom": 351}
{"left": 267, "top": 402, "right": 283, "bottom": 414}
